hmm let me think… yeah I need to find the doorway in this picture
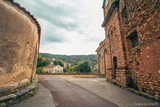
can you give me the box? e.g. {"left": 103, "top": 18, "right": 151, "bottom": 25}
{"left": 113, "top": 56, "right": 117, "bottom": 79}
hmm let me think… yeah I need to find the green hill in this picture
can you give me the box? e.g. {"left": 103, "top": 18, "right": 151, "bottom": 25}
{"left": 39, "top": 53, "right": 97, "bottom": 64}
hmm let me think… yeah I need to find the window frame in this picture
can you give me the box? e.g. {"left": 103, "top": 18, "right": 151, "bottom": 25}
{"left": 126, "top": 31, "right": 139, "bottom": 51}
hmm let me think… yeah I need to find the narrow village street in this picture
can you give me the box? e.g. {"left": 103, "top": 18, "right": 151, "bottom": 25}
{"left": 12, "top": 75, "right": 159, "bottom": 107}
{"left": 40, "top": 75, "right": 117, "bottom": 107}
{"left": 1, "top": 0, "right": 160, "bottom": 107}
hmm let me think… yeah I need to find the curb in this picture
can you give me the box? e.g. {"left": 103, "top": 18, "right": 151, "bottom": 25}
{"left": 0, "top": 75, "right": 38, "bottom": 107}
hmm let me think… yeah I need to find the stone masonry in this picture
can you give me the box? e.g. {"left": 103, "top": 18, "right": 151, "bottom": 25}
{"left": 96, "top": 39, "right": 107, "bottom": 75}
{"left": 96, "top": 0, "right": 160, "bottom": 99}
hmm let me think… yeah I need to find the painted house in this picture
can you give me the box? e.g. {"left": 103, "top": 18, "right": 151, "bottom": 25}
{"left": 43, "top": 65, "right": 63, "bottom": 74}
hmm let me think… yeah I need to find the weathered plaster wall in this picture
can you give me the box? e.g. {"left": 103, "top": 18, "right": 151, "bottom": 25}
{"left": 0, "top": 1, "right": 40, "bottom": 96}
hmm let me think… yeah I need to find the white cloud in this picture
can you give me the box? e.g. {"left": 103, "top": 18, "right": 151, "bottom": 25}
{"left": 14, "top": 0, "right": 105, "bottom": 55}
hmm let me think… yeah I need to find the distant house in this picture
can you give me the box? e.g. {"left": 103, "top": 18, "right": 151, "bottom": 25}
{"left": 43, "top": 65, "right": 63, "bottom": 74}
{"left": 64, "top": 62, "right": 71, "bottom": 68}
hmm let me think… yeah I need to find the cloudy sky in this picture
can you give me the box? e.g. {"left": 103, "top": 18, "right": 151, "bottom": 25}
{"left": 14, "top": 0, "right": 106, "bottom": 55}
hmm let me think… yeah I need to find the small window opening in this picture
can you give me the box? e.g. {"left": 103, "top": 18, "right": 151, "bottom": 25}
{"left": 127, "top": 31, "right": 139, "bottom": 50}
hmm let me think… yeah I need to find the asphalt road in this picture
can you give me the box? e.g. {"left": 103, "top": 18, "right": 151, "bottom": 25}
{"left": 40, "top": 75, "right": 118, "bottom": 107}
{"left": 40, "top": 75, "right": 159, "bottom": 107}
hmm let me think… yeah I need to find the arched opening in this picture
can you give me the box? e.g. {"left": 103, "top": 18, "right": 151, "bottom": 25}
{"left": 103, "top": 49, "right": 107, "bottom": 74}
{"left": 113, "top": 56, "right": 117, "bottom": 79}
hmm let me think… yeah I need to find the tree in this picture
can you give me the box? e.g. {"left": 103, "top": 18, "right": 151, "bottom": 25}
{"left": 36, "top": 55, "right": 50, "bottom": 74}
{"left": 63, "top": 68, "right": 68, "bottom": 72}
{"left": 36, "top": 67, "right": 44, "bottom": 74}
{"left": 54, "top": 59, "right": 64, "bottom": 67}
{"left": 37, "top": 55, "right": 50, "bottom": 67}
{"left": 78, "top": 61, "right": 92, "bottom": 73}
{"left": 71, "top": 60, "right": 92, "bottom": 73}
{"left": 71, "top": 64, "right": 79, "bottom": 72}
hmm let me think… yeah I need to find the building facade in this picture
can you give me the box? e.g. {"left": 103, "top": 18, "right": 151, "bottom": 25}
{"left": 96, "top": 0, "right": 160, "bottom": 97}
{"left": 0, "top": 0, "right": 40, "bottom": 97}
{"left": 96, "top": 39, "right": 107, "bottom": 75}
{"left": 43, "top": 65, "right": 63, "bottom": 74}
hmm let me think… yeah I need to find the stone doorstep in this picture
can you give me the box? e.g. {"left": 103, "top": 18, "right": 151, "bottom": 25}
{"left": 0, "top": 75, "right": 38, "bottom": 106}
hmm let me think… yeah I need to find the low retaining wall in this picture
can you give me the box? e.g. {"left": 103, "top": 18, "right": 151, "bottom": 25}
{"left": 0, "top": 75, "right": 38, "bottom": 107}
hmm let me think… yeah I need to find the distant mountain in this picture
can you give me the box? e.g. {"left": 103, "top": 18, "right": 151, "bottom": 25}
{"left": 39, "top": 53, "right": 97, "bottom": 64}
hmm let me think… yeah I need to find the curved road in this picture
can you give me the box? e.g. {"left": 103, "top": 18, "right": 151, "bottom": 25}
{"left": 40, "top": 75, "right": 118, "bottom": 107}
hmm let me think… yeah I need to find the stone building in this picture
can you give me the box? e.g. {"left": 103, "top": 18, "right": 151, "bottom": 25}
{"left": 96, "top": 39, "right": 107, "bottom": 75}
{"left": 96, "top": 0, "right": 160, "bottom": 97}
{"left": 0, "top": 0, "right": 40, "bottom": 97}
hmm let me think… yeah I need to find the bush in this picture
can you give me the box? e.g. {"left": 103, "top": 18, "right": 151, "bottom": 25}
{"left": 37, "top": 55, "right": 50, "bottom": 67}
{"left": 70, "top": 60, "right": 92, "bottom": 73}
{"left": 36, "top": 67, "right": 44, "bottom": 74}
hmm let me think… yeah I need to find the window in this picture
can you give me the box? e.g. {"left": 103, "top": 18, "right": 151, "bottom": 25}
{"left": 127, "top": 31, "right": 139, "bottom": 50}
{"left": 105, "top": 0, "right": 108, "bottom": 5}
{"left": 110, "top": 30, "right": 113, "bottom": 36}
{"left": 132, "top": 35, "right": 139, "bottom": 47}
{"left": 112, "top": 56, "right": 117, "bottom": 79}
{"left": 108, "top": 26, "right": 116, "bottom": 37}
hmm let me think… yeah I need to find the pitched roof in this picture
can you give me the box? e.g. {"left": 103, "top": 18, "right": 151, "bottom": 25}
{"left": 43, "top": 65, "right": 59, "bottom": 68}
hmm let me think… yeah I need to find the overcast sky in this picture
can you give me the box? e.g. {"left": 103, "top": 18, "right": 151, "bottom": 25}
{"left": 14, "top": 0, "right": 106, "bottom": 55}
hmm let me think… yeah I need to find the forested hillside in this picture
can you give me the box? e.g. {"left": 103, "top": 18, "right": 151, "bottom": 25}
{"left": 40, "top": 53, "right": 97, "bottom": 64}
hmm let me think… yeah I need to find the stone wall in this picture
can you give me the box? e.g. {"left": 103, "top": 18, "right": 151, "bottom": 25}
{"left": 96, "top": 39, "right": 107, "bottom": 75}
{"left": 98, "top": 0, "right": 160, "bottom": 99}
{"left": 0, "top": 1, "right": 40, "bottom": 97}
{"left": 121, "top": 0, "right": 160, "bottom": 97}
{"left": 102, "top": 0, "right": 128, "bottom": 86}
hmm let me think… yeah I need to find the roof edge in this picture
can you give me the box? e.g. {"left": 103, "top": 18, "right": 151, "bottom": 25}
{"left": 4, "top": 0, "right": 41, "bottom": 36}
{"left": 96, "top": 38, "right": 107, "bottom": 52}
